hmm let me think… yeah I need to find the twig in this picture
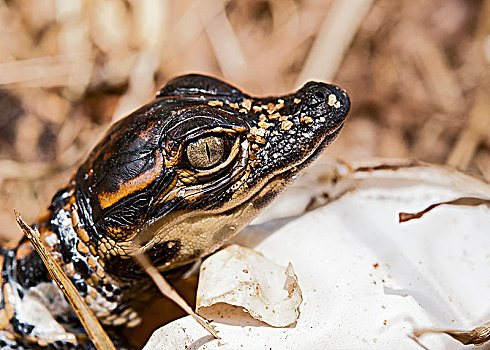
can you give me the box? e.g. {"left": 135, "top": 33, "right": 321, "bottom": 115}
{"left": 132, "top": 251, "right": 220, "bottom": 340}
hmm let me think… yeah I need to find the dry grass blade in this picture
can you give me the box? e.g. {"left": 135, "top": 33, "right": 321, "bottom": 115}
{"left": 446, "top": 89, "right": 490, "bottom": 170}
{"left": 407, "top": 334, "right": 430, "bottom": 350}
{"left": 203, "top": 0, "right": 249, "bottom": 84}
{"left": 0, "top": 160, "right": 53, "bottom": 179}
{"left": 132, "top": 251, "right": 220, "bottom": 340}
{"left": 446, "top": 0, "right": 490, "bottom": 170}
{"left": 414, "top": 321, "right": 490, "bottom": 346}
{"left": 111, "top": 52, "right": 159, "bottom": 120}
{"left": 0, "top": 55, "right": 91, "bottom": 88}
{"left": 296, "top": 0, "right": 373, "bottom": 85}
{"left": 408, "top": 25, "right": 464, "bottom": 116}
{"left": 14, "top": 211, "right": 116, "bottom": 350}
{"left": 399, "top": 197, "right": 490, "bottom": 222}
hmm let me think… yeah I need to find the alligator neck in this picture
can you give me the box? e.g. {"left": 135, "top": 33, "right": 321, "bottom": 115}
{"left": 12, "top": 183, "right": 145, "bottom": 328}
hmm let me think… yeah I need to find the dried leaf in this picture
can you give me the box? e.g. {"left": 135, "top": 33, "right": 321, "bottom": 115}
{"left": 15, "top": 211, "right": 116, "bottom": 350}
{"left": 399, "top": 197, "right": 490, "bottom": 223}
{"left": 414, "top": 321, "right": 490, "bottom": 346}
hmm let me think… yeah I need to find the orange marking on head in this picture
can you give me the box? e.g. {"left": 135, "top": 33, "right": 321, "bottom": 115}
{"left": 138, "top": 122, "right": 157, "bottom": 140}
{"left": 98, "top": 151, "right": 164, "bottom": 210}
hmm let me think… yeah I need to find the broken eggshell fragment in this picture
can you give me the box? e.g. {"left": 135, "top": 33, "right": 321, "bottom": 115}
{"left": 196, "top": 244, "right": 302, "bottom": 328}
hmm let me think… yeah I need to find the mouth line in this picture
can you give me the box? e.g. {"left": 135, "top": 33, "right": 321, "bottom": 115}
{"left": 325, "top": 118, "right": 346, "bottom": 136}
{"left": 284, "top": 119, "right": 345, "bottom": 170}
{"left": 140, "top": 118, "right": 345, "bottom": 246}
{"left": 140, "top": 120, "right": 345, "bottom": 269}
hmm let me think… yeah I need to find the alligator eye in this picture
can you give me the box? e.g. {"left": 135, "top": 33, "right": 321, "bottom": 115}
{"left": 186, "top": 135, "right": 225, "bottom": 169}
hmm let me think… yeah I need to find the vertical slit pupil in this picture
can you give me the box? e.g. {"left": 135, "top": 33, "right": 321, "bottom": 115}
{"left": 187, "top": 135, "right": 225, "bottom": 169}
{"left": 205, "top": 142, "right": 211, "bottom": 161}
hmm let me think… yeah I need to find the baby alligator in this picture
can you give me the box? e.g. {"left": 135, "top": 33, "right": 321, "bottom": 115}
{"left": 0, "top": 74, "right": 350, "bottom": 349}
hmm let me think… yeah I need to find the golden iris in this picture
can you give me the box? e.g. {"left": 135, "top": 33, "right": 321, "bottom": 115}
{"left": 186, "top": 136, "right": 225, "bottom": 169}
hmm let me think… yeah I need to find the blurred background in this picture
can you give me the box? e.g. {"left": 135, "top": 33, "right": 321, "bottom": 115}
{"left": 0, "top": 0, "right": 488, "bottom": 346}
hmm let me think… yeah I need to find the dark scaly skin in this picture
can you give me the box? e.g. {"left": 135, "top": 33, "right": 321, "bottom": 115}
{"left": 0, "top": 74, "right": 350, "bottom": 349}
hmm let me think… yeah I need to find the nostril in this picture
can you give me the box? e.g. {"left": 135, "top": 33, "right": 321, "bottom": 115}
{"left": 301, "top": 81, "right": 350, "bottom": 114}
{"left": 314, "top": 90, "right": 326, "bottom": 100}
{"left": 306, "top": 86, "right": 329, "bottom": 106}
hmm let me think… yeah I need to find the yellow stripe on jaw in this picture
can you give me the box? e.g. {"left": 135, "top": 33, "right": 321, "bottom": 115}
{"left": 98, "top": 151, "right": 163, "bottom": 210}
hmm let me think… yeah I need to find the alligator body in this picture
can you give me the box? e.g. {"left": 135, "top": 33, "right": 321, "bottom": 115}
{"left": 0, "top": 74, "right": 350, "bottom": 349}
